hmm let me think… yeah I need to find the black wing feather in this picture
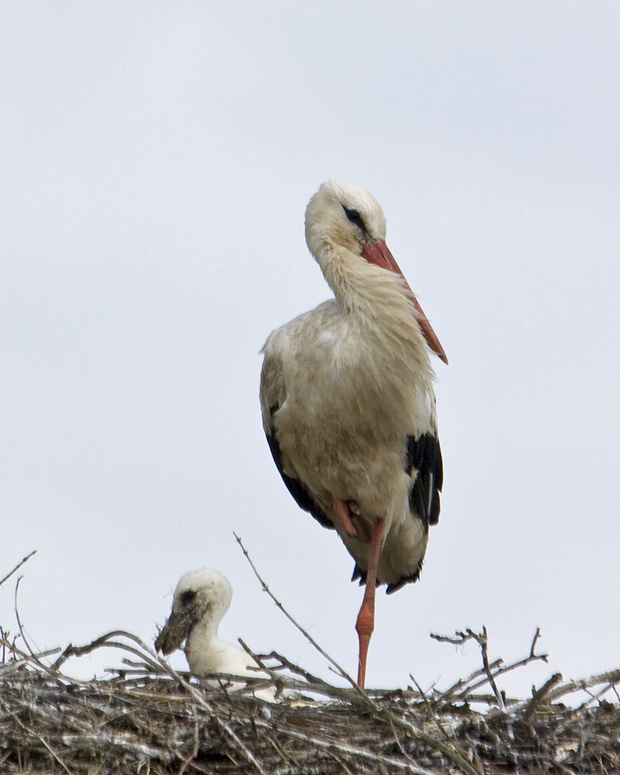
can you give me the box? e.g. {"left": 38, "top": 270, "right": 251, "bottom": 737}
{"left": 384, "top": 435, "right": 442, "bottom": 594}
{"left": 386, "top": 563, "right": 424, "bottom": 594}
{"left": 266, "top": 408, "right": 334, "bottom": 530}
{"left": 406, "top": 432, "right": 443, "bottom": 527}
{"left": 356, "top": 432, "right": 444, "bottom": 595}
{"left": 351, "top": 563, "right": 380, "bottom": 587}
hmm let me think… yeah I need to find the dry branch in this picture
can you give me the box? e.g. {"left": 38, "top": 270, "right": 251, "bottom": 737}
{"left": 0, "top": 550, "right": 37, "bottom": 588}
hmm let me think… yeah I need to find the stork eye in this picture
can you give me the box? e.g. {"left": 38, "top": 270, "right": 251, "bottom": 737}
{"left": 343, "top": 207, "right": 367, "bottom": 234}
{"left": 180, "top": 589, "right": 197, "bottom": 606}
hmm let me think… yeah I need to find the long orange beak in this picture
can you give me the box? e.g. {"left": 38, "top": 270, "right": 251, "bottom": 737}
{"left": 361, "top": 240, "right": 448, "bottom": 365}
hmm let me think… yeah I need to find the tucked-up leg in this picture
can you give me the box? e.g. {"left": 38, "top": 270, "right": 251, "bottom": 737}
{"left": 332, "top": 497, "right": 371, "bottom": 543}
{"left": 332, "top": 496, "right": 357, "bottom": 536}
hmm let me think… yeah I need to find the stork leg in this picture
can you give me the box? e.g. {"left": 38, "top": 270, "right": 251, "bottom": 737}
{"left": 332, "top": 497, "right": 371, "bottom": 542}
{"left": 355, "top": 517, "right": 384, "bottom": 688}
{"left": 332, "top": 496, "right": 357, "bottom": 536}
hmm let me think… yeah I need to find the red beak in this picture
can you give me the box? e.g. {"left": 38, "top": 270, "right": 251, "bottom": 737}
{"left": 361, "top": 240, "right": 448, "bottom": 365}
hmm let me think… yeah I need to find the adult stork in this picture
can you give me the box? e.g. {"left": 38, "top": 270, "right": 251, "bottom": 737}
{"left": 260, "top": 181, "right": 447, "bottom": 687}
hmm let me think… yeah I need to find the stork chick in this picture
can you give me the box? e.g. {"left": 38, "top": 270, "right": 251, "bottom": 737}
{"left": 155, "top": 568, "right": 274, "bottom": 699}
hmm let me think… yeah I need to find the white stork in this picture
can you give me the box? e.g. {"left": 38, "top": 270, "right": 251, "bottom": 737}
{"left": 260, "top": 181, "right": 447, "bottom": 687}
{"left": 155, "top": 568, "right": 275, "bottom": 700}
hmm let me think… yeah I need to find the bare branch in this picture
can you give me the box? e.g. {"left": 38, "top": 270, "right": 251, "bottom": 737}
{"left": 546, "top": 668, "right": 620, "bottom": 703}
{"left": 234, "top": 532, "right": 363, "bottom": 697}
{"left": 524, "top": 673, "right": 563, "bottom": 723}
{"left": 251, "top": 717, "right": 436, "bottom": 775}
{"left": 0, "top": 550, "right": 37, "bottom": 588}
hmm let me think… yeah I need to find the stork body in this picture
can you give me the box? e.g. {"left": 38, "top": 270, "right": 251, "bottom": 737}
{"left": 260, "top": 181, "right": 446, "bottom": 687}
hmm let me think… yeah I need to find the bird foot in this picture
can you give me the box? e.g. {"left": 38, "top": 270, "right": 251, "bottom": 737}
{"left": 332, "top": 498, "right": 371, "bottom": 543}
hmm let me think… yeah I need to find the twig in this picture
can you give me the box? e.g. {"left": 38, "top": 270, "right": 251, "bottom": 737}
{"left": 524, "top": 673, "right": 563, "bottom": 723}
{"left": 0, "top": 698, "right": 75, "bottom": 775}
{"left": 13, "top": 575, "right": 38, "bottom": 661}
{"left": 234, "top": 533, "right": 363, "bottom": 697}
{"left": 252, "top": 717, "right": 436, "bottom": 775}
{"left": 235, "top": 534, "right": 482, "bottom": 775}
{"left": 11, "top": 575, "right": 66, "bottom": 682}
{"left": 409, "top": 671, "right": 482, "bottom": 775}
{"left": 546, "top": 669, "right": 620, "bottom": 703}
{"left": 430, "top": 630, "right": 475, "bottom": 646}
{"left": 258, "top": 649, "right": 339, "bottom": 686}
{"left": 439, "top": 659, "right": 503, "bottom": 701}
{"left": 410, "top": 674, "right": 453, "bottom": 743}
{"left": 329, "top": 750, "right": 356, "bottom": 775}
{"left": 53, "top": 630, "right": 163, "bottom": 671}
{"left": 238, "top": 643, "right": 357, "bottom": 701}
{"left": 388, "top": 717, "right": 422, "bottom": 771}
{"left": 434, "top": 627, "right": 548, "bottom": 706}
{"left": 147, "top": 641, "right": 268, "bottom": 775}
{"left": 580, "top": 679, "right": 620, "bottom": 709}
{"left": 371, "top": 703, "right": 482, "bottom": 775}
{"left": 469, "top": 628, "right": 505, "bottom": 710}
{"left": 264, "top": 732, "right": 300, "bottom": 769}
{"left": 0, "top": 550, "right": 37, "bottom": 588}
{"left": 178, "top": 706, "right": 199, "bottom": 775}
{"left": 50, "top": 629, "right": 269, "bottom": 774}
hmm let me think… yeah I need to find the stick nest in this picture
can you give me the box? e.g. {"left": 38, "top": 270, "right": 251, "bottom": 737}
{"left": 1, "top": 625, "right": 619, "bottom": 775}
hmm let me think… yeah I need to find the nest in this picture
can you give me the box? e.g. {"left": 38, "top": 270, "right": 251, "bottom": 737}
{"left": 2, "top": 551, "right": 620, "bottom": 774}
{"left": 2, "top": 624, "right": 620, "bottom": 775}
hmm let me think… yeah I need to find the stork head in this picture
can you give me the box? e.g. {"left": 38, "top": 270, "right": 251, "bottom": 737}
{"left": 155, "top": 568, "right": 233, "bottom": 656}
{"left": 305, "top": 181, "right": 448, "bottom": 364}
{"left": 305, "top": 180, "right": 387, "bottom": 259}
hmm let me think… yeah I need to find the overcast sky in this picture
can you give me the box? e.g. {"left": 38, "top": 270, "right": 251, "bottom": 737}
{"left": 2, "top": 1, "right": 619, "bottom": 694}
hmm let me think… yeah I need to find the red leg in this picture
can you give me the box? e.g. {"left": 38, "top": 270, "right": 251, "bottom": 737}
{"left": 332, "top": 497, "right": 372, "bottom": 542}
{"left": 355, "top": 517, "right": 384, "bottom": 688}
{"left": 332, "top": 496, "right": 357, "bottom": 536}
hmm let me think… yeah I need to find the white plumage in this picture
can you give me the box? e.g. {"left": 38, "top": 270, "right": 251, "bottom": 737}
{"left": 155, "top": 568, "right": 275, "bottom": 700}
{"left": 260, "top": 181, "right": 446, "bottom": 686}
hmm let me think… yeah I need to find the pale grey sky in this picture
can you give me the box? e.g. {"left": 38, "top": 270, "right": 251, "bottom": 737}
{"left": 1, "top": 1, "right": 619, "bottom": 692}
